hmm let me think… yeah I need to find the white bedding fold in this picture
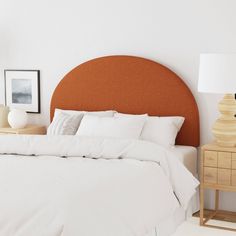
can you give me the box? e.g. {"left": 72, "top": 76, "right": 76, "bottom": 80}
{"left": 0, "top": 135, "right": 199, "bottom": 209}
{"left": 0, "top": 135, "right": 199, "bottom": 236}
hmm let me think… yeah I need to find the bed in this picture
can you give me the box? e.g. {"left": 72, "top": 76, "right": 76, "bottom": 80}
{"left": 0, "top": 55, "right": 200, "bottom": 236}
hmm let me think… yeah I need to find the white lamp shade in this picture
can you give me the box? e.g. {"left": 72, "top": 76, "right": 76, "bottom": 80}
{"left": 198, "top": 53, "right": 236, "bottom": 94}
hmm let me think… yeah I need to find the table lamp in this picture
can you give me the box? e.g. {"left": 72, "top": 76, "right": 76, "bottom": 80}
{"left": 198, "top": 53, "right": 236, "bottom": 147}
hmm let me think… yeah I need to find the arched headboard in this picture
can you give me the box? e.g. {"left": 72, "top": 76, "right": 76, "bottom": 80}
{"left": 51, "top": 55, "right": 200, "bottom": 147}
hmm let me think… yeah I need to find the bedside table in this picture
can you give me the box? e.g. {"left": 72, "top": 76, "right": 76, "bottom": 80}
{"left": 0, "top": 125, "right": 46, "bottom": 135}
{"left": 200, "top": 143, "right": 236, "bottom": 231}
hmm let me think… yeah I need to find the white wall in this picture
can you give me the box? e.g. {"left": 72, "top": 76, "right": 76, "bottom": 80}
{"left": 1, "top": 0, "right": 236, "bottom": 210}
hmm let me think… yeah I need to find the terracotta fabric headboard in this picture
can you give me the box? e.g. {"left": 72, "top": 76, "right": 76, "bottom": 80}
{"left": 51, "top": 55, "right": 200, "bottom": 147}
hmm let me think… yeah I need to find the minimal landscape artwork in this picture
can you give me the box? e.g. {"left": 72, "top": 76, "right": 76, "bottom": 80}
{"left": 12, "top": 79, "right": 32, "bottom": 104}
{"left": 5, "top": 70, "right": 40, "bottom": 113}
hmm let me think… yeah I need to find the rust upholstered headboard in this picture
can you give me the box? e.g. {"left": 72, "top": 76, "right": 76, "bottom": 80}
{"left": 50, "top": 55, "right": 200, "bottom": 147}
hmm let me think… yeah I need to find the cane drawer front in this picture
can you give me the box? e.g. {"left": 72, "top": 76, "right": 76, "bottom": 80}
{"left": 218, "top": 152, "right": 231, "bottom": 169}
{"left": 203, "top": 148, "right": 236, "bottom": 187}
{"left": 232, "top": 170, "right": 236, "bottom": 186}
{"left": 204, "top": 167, "right": 217, "bottom": 184}
{"left": 232, "top": 153, "right": 236, "bottom": 170}
{"left": 218, "top": 168, "right": 231, "bottom": 185}
{"left": 204, "top": 151, "right": 218, "bottom": 167}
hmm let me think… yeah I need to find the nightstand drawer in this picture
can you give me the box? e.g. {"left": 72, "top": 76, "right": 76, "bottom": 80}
{"left": 218, "top": 168, "right": 231, "bottom": 185}
{"left": 204, "top": 167, "right": 217, "bottom": 184}
{"left": 218, "top": 152, "right": 231, "bottom": 169}
{"left": 204, "top": 151, "right": 217, "bottom": 167}
{"left": 232, "top": 170, "right": 236, "bottom": 186}
{"left": 232, "top": 154, "right": 236, "bottom": 169}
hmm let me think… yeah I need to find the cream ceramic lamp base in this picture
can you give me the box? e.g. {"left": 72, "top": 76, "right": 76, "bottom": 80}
{"left": 212, "top": 94, "right": 236, "bottom": 147}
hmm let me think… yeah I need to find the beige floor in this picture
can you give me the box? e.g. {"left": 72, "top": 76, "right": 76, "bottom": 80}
{"left": 172, "top": 217, "right": 236, "bottom": 236}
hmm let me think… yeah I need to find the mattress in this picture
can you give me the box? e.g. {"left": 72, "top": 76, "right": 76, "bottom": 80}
{"left": 170, "top": 145, "right": 198, "bottom": 176}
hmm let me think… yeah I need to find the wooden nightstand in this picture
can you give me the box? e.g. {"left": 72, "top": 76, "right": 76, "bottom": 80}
{"left": 200, "top": 143, "right": 236, "bottom": 231}
{"left": 0, "top": 125, "right": 46, "bottom": 135}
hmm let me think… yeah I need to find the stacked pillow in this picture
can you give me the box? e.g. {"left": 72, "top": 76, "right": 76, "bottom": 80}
{"left": 47, "top": 109, "right": 185, "bottom": 147}
{"left": 114, "top": 113, "right": 184, "bottom": 147}
{"left": 76, "top": 114, "right": 147, "bottom": 139}
{"left": 47, "top": 109, "right": 115, "bottom": 135}
{"left": 47, "top": 112, "right": 83, "bottom": 135}
{"left": 53, "top": 109, "right": 115, "bottom": 119}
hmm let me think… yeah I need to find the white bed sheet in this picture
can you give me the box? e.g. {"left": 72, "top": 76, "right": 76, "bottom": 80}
{"left": 146, "top": 193, "right": 199, "bottom": 236}
{"left": 146, "top": 145, "right": 199, "bottom": 236}
{"left": 0, "top": 136, "right": 199, "bottom": 236}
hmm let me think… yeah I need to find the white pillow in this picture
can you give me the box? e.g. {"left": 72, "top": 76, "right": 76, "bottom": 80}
{"left": 76, "top": 115, "right": 146, "bottom": 139}
{"left": 115, "top": 112, "right": 184, "bottom": 147}
{"left": 47, "top": 112, "right": 83, "bottom": 135}
{"left": 114, "top": 112, "right": 148, "bottom": 119}
{"left": 54, "top": 109, "right": 115, "bottom": 119}
{"left": 141, "top": 116, "right": 184, "bottom": 146}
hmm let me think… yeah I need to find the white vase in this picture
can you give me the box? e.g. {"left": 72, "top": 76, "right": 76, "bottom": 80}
{"left": 8, "top": 109, "right": 28, "bottom": 129}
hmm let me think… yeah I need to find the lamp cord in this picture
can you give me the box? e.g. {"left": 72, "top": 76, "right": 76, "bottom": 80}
{"left": 235, "top": 94, "right": 236, "bottom": 118}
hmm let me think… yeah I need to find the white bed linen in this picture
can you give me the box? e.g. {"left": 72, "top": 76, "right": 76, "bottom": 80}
{"left": 0, "top": 136, "right": 199, "bottom": 236}
{"left": 146, "top": 145, "right": 199, "bottom": 236}
{"left": 170, "top": 145, "right": 198, "bottom": 176}
{"left": 145, "top": 192, "right": 200, "bottom": 236}
{"left": 173, "top": 146, "right": 200, "bottom": 215}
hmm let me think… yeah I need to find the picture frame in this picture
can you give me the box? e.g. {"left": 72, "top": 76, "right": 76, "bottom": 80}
{"left": 4, "top": 70, "right": 40, "bottom": 113}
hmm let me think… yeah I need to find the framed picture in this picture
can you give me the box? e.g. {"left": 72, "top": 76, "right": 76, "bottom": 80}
{"left": 4, "top": 70, "right": 40, "bottom": 113}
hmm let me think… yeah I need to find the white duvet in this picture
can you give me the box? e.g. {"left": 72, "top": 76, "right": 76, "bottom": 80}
{"left": 0, "top": 135, "right": 199, "bottom": 236}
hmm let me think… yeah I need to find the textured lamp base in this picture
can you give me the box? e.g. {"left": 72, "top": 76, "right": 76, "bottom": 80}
{"left": 212, "top": 94, "right": 236, "bottom": 147}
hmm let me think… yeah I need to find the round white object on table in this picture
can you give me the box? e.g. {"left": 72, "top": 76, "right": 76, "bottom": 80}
{"left": 8, "top": 109, "right": 28, "bottom": 129}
